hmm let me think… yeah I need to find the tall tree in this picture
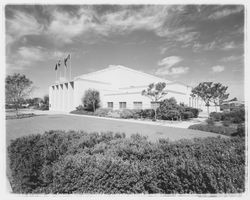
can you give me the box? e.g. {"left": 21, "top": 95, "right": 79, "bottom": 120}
{"left": 43, "top": 95, "right": 49, "bottom": 105}
{"left": 5, "top": 73, "right": 33, "bottom": 115}
{"left": 211, "top": 83, "right": 229, "bottom": 112}
{"left": 191, "top": 82, "right": 214, "bottom": 115}
{"left": 142, "top": 82, "right": 168, "bottom": 120}
{"left": 82, "top": 89, "right": 100, "bottom": 112}
{"left": 191, "top": 82, "right": 230, "bottom": 115}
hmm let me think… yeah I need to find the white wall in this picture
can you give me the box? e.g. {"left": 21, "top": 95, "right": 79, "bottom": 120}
{"left": 49, "top": 82, "right": 75, "bottom": 112}
{"left": 77, "top": 66, "right": 169, "bottom": 89}
{"left": 49, "top": 66, "right": 198, "bottom": 112}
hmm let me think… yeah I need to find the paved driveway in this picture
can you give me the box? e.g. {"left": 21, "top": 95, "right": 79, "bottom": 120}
{"left": 6, "top": 114, "right": 226, "bottom": 145}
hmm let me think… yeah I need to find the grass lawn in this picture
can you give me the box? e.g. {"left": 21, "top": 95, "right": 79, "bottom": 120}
{"left": 6, "top": 114, "right": 227, "bottom": 145}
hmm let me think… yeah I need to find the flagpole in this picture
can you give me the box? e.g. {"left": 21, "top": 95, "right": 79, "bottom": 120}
{"left": 56, "top": 70, "right": 57, "bottom": 83}
{"left": 59, "top": 62, "right": 61, "bottom": 82}
{"left": 64, "top": 60, "right": 66, "bottom": 80}
{"left": 70, "top": 54, "right": 72, "bottom": 81}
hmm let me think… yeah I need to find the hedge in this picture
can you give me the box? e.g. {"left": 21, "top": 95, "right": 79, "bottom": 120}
{"left": 209, "top": 108, "right": 245, "bottom": 124}
{"left": 8, "top": 131, "right": 245, "bottom": 194}
{"left": 188, "top": 124, "right": 238, "bottom": 136}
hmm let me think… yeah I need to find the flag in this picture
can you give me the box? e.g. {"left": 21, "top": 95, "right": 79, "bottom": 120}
{"left": 58, "top": 60, "right": 61, "bottom": 67}
{"left": 64, "top": 54, "right": 70, "bottom": 68}
{"left": 55, "top": 63, "right": 58, "bottom": 71}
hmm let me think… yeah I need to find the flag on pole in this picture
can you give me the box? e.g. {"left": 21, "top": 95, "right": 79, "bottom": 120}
{"left": 58, "top": 60, "right": 61, "bottom": 67}
{"left": 64, "top": 54, "right": 70, "bottom": 68}
{"left": 55, "top": 63, "right": 58, "bottom": 71}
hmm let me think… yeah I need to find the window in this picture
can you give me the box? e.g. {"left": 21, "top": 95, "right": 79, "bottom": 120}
{"left": 119, "top": 102, "right": 126, "bottom": 109}
{"left": 151, "top": 102, "right": 160, "bottom": 109}
{"left": 133, "top": 102, "right": 142, "bottom": 109}
{"left": 107, "top": 102, "right": 113, "bottom": 109}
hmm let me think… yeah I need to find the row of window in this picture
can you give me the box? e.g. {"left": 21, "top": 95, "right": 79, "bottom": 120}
{"left": 107, "top": 101, "right": 143, "bottom": 109}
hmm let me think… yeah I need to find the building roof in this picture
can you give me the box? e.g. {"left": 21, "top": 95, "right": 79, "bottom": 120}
{"left": 74, "top": 65, "right": 192, "bottom": 87}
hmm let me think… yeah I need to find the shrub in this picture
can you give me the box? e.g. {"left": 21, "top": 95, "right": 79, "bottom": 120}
{"left": 119, "top": 109, "right": 134, "bottom": 119}
{"left": 141, "top": 109, "right": 155, "bottom": 119}
{"left": 223, "top": 108, "right": 245, "bottom": 124}
{"left": 158, "top": 98, "right": 181, "bottom": 120}
{"left": 82, "top": 89, "right": 100, "bottom": 112}
{"left": 158, "top": 98, "right": 198, "bottom": 120}
{"left": 8, "top": 134, "right": 44, "bottom": 193}
{"left": 232, "top": 124, "right": 245, "bottom": 137}
{"left": 206, "top": 118, "right": 215, "bottom": 125}
{"left": 160, "top": 110, "right": 180, "bottom": 120}
{"left": 188, "top": 124, "right": 237, "bottom": 136}
{"left": 209, "top": 112, "right": 223, "bottom": 121}
{"left": 222, "top": 120, "right": 231, "bottom": 127}
{"left": 8, "top": 132, "right": 245, "bottom": 194}
{"left": 131, "top": 109, "right": 143, "bottom": 119}
{"left": 210, "top": 109, "right": 245, "bottom": 124}
{"left": 94, "top": 108, "right": 112, "bottom": 117}
{"left": 184, "top": 107, "right": 199, "bottom": 118}
{"left": 70, "top": 109, "right": 94, "bottom": 115}
{"left": 182, "top": 111, "right": 194, "bottom": 120}
{"left": 75, "top": 105, "right": 84, "bottom": 111}
{"left": 107, "top": 110, "right": 121, "bottom": 118}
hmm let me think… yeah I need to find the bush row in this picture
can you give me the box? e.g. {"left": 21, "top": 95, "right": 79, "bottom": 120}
{"left": 6, "top": 113, "right": 35, "bottom": 120}
{"left": 188, "top": 124, "right": 244, "bottom": 137}
{"left": 209, "top": 108, "right": 245, "bottom": 124}
{"left": 71, "top": 98, "right": 200, "bottom": 121}
{"left": 8, "top": 131, "right": 245, "bottom": 194}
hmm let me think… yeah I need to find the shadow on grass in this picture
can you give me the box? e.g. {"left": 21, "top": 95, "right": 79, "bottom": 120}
{"left": 6, "top": 113, "right": 48, "bottom": 120}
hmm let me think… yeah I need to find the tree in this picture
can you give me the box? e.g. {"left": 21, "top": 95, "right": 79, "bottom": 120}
{"left": 191, "top": 82, "right": 230, "bottom": 115}
{"left": 5, "top": 73, "right": 33, "bottom": 115}
{"left": 211, "top": 83, "right": 229, "bottom": 112}
{"left": 82, "top": 89, "right": 100, "bottom": 112}
{"left": 141, "top": 82, "right": 168, "bottom": 120}
{"left": 43, "top": 95, "right": 49, "bottom": 105}
{"left": 191, "top": 82, "right": 214, "bottom": 115}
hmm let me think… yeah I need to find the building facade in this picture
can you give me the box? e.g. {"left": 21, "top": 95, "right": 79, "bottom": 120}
{"left": 49, "top": 65, "right": 209, "bottom": 112}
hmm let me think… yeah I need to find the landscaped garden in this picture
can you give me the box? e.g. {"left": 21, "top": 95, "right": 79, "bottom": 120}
{"left": 6, "top": 75, "right": 246, "bottom": 194}
{"left": 71, "top": 97, "right": 200, "bottom": 122}
{"left": 8, "top": 130, "right": 245, "bottom": 194}
{"left": 189, "top": 107, "right": 245, "bottom": 137}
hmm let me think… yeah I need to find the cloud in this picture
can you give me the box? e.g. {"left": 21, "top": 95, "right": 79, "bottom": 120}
{"left": 101, "top": 5, "right": 171, "bottom": 36}
{"left": 6, "top": 5, "right": 197, "bottom": 46}
{"left": 156, "top": 56, "right": 188, "bottom": 76}
{"left": 18, "top": 46, "right": 45, "bottom": 61}
{"left": 158, "top": 56, "right": 182, "bottom": 68}
{"left": 208, "top": 6, "right": 243, "bottom": 20}
{"left": 193, "top": 40, "right": 240, "bottom": 52}
{"left": 47, "top": 8, "right": 96, "bottom": 43}
{"left": 211, "top": 65, "right": 225, "bottom": 73}
{"left": 221, "top": 41, "right": 238, "bottom": 50}
{"left": 6, "top": 10, "right": 44, "bottom": 43}
{"left": 6, "top": 46, "right": 66, "bottom": 71}
{"left": 220, "top": 55, "right": 243, "bottom": 62}
{"left": 156, "top": 66, "right": 189, "bottom": 76}
{"left": 44, "top": 5, "right": 195, "bottom": 44}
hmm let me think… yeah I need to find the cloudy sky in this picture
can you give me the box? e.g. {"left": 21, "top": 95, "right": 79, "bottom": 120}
{"left": 5, "top": 4, "right": 244, "bottom": 99}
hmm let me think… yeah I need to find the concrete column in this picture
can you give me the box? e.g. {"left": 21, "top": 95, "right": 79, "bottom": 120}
{"left": 61, "top": 84, "right": 65, "bottom": 111}
{"left": 69, "top": 82, "right": 74, "bottom": 111}
{"left": 49, "top": 86, "right": 52, "bottom": 110}
{"left": 51, "top": 86, "right": 55, "bottom": 111}
{"left": 64, "top": 83, "right": 69, "bottom": 112}
{"left": 55, "top": 85, "right": 59, "bottom": 111}
{"left": 59, "top": 84, "right": 63, "bottom": 111}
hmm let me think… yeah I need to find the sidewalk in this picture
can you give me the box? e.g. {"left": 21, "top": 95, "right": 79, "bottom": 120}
{"left": 15, "top": 109, "right": 207, "bottom": 129}
{"left": 68, "top": 113, "right": 207, "bottom": 129}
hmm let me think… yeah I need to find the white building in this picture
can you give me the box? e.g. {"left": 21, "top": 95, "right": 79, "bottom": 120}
{"left": 49, "top": 65, "right": 207, "bottom": 112}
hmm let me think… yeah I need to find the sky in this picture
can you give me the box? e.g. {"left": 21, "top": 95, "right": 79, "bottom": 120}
{"left": 5, "top": 4, "right": 245, "bottom": 100}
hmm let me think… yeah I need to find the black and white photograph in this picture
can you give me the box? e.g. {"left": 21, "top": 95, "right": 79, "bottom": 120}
{"left": 1, "top": 0, "right": 248, "bottom": 198}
